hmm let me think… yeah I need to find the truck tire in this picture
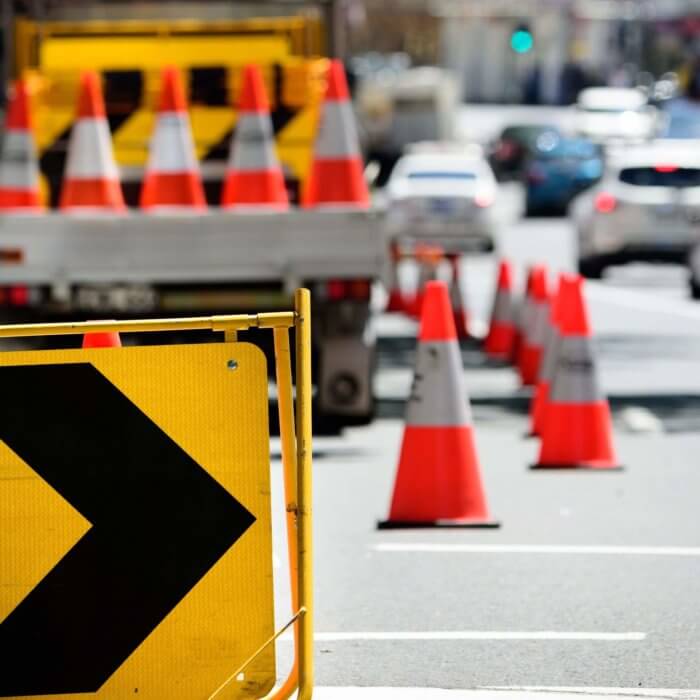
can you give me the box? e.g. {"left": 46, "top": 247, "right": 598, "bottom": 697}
{"left": 578, "top": 257, "right": 605, "bottom": 279}
{"left": 690, "top": 277, "right": 700, "bottom": 300}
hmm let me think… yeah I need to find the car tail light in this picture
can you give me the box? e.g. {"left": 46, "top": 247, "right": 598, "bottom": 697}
{"left": 655, "top": 165, "right": 678, "bottom": 173}
{"left": 594, "top": 192, "right": 617, "bottom": 214}
{"left": 526, "top": 164, "right": 547, "bottom": 185}
{"left": 474, "top": 192, "right": 494, "bottom": 208}
{"left": 326, "top": 279, "right": 371, "bottom": 302}
{"left": 8, "top": 285, "right": 29, "bottom": 306}
{"left": 495, "top": 139, "right": 516, "bottom": 160}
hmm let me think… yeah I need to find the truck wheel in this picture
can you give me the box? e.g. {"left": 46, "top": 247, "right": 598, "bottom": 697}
{"left": 578, "top": 257, "right": 605, "bottom": 279}
{"left": 690, "top": 277, "right": 700, "bottom": 300}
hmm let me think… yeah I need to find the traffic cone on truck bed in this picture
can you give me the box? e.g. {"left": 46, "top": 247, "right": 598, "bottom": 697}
{"left": 221, "top": 64, "right": 289, "bottom": 210}
{"left": 302, "top": 59, "right": 369, "bottom": 209}
{"left": 140, "top": 66, "right": 206, "bottom": 211}
{"left": 532, "top": 275, "right": 621, "bottom": 470}
{"left": 378, "top": 280, "right": 499, "bottom": 528}
{"left": 60, "top": 71, "right": 125, "bottom": 211}
{"left": 0, "top": 79, "right": 42, "bottom": 211}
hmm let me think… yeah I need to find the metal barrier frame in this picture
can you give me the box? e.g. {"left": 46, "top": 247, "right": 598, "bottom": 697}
{"left": 0, "top": 288, "right": 314, "bottom": 700}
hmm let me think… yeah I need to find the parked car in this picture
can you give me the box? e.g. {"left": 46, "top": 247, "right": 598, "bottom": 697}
{"left": 524, "top": 133, "right": 603, "bottom": 216}
{"left": 385, "top": 143, "right": 498, "bottom": 252}
{"left": 574, "top": 87, "right": 658, "bottom": 144}
{"left": 571, "top": 140, "right": 700, "bottom": 279}
{"left": 488, "top": 124, "right": 561, "bottom": 181}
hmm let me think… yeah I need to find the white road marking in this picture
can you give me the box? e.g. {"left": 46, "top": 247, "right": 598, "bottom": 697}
{"left": 373, "top": 543, "right": 700, "bottom": 556}
{"left": 283, "top": 631, "right": 645, "bottom": 642}
{"left": 586, "top": 282, "right": 700, "bottom": 323}
{"left": 312, "top": 687, "right": 700, "bottom": 699}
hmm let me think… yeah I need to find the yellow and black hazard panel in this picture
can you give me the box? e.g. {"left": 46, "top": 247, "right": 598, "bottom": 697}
{"left": 0, "top": 292, "right": 314, "bottom": 699}
{"left": 15, "top": 15, "right": 327, "bottom": 207}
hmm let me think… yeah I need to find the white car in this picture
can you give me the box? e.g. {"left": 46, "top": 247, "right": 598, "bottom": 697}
{"left": 572, "top": 140, "right": 700, "bottom": 279}
{"left": 575, "top": 87, "right": 658, "bottom": 144}
{"left": 384, "top": 145, "right": 498, "bottom": 252}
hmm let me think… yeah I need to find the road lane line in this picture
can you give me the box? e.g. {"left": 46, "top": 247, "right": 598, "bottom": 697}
{"left": 282, "top": 631, "right": 645, "bottom": 642}
{"left": 373, "top": 544, "right": 700, "bottom": 556}
{"left": 586, "top": 282, "right": 700, "bottom": 323}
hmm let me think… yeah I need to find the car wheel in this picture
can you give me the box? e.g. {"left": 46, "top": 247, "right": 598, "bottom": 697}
{"left": 690, "top": 277, "right": 700, "bottom": 300}
{"left": 578, "top": 257, "right": 605, "bottom": 279}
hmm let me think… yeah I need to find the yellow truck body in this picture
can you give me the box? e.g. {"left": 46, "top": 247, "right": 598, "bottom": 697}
{"left": 14, "top": 16, "right": 327, "bottom": 205}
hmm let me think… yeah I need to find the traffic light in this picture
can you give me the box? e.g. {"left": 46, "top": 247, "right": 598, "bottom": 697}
{"left": 510, "top": 23, "right": 534, "bottom": 54}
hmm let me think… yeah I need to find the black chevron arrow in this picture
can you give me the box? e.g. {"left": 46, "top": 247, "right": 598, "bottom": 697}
{"left": 0, "top": 363, "right": 256, "bottom": 697}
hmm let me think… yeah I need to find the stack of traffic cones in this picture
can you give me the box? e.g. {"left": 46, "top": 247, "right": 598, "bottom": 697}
{"left": 528, "top": 274, "right": 564, "bottom": 437}
{"left": 517, "top": 265, "right": 549, "bottom": 386}
{"left": 484, "top": 259, "right": 517, "bottom": 359}
{"left": 302, "top": 59, "right": 369, "bottom": 208}
{"left": 512, "top": 266, "right": 536, "bottom": 365}
{"left": 60, "top": 71, "right": 125, "bottom": 211}
{"left": 221, "top": 64, "right": 289, "bottom": 210}
{"left": 0, "top": 79, "right": 42, "bottom": 211}
{"left": 532, "top": 275, "right": 620, "bottom": 470}
{"left": 385, "top": 240, "right": 405, "bottom": 313}
{"left": 448, "top": 253, "right": 470, "bottom": 340}
{"left": 140, "top": 66, "right": 206, "bottom": 211}
{"left": 378, "top": 280, "right": 499, "bottom": 528}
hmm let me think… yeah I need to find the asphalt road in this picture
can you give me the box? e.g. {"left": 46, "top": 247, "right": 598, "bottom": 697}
{"left": 269, "top": 200, "right": 700, "bottom": 697}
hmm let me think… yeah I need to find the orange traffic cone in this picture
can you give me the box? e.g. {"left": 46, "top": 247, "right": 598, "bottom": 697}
{"left": 484, "top": 259, "right": 516, "bottom": 359}
{"left": 448, "top": 253, "right": 469, "bottom": 339}
{"left": 385, "top": 241, "right": 405, "bottom": 313}
{"left": 378, "top": 280, "right": 499, "bottom": 528}
{"left": 517, "top": 265, "right": 549, "bottom": 386}
{"left": 302, "top": 60, "right": 369, "bottom": 208}
{"left": 512, "top": 266, "right": 536, "bottom": 366}
{"left": 0, "top": 79, "right": 42, "bottom": 211}
{"left": 140, "top": 66, "right": 206, "bottom": 211}
{"left": 60, "top": 71, "right": 125, "bottom": 211}
{"left": 82, "top": 331, "right": 122, "bottom": 348}
{"left": 528, "top": 273, "right": 564, "bottom": 437}
{"left": 532, "top": 275, "right": 621, "bottom": 470}
{"left": 221, "top": 64, "right": 289, "bottom": 210}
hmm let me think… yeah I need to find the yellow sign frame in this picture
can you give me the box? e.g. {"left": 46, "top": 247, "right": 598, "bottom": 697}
{"left": 0, "top": 288, "right": 314, "bottom": 700}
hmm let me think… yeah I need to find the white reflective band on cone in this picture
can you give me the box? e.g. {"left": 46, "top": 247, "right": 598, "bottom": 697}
{"left": 314, "top": 102, "right": 362, "bottom": 158}
{"left": 549, "top": 336, "right": 603, "bottom": 403}
{"left": 491, "top": 289, "right": 514, "bottom": 324}
{"left": 229, "top": 113, "right": 278, "bottom": 172}
{"left": 539, "top": 323, "right": 559, "bottom": 382}
{"left": 146, "top": 112, "right": 199, "bottom": 173}
{"left": 0, "top": 130, "right": 39, "bottom": 187}
{"left": 405, "top": 341, "right": 472, "bottom": 427}
{"left": 527, "top": 300, "right": 550, "bottom": 346}
{"left": 65, "top": 118, "right": 119, "bottom": 179}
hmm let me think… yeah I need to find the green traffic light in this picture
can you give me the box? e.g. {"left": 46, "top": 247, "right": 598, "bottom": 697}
{"left": 511, "top": 29, "right": 533, "bottom": 54}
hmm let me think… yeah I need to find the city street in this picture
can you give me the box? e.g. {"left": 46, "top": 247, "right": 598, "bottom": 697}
{"left": 269, "top": 191, "right": 700, "bottom": 697}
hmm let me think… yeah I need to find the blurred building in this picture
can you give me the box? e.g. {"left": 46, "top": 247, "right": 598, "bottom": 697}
{"left": 342, "top": 0, "right": 700, "bottom": 103}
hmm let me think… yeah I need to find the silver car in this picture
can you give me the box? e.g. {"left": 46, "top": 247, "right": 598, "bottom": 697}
{"left": 572, "top": 140, "right": 700, "bottom": 278}
{"left": 384, "top": 145, "right": 498, "bottom": 252}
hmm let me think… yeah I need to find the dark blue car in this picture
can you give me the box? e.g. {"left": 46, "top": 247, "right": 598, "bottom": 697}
{"left": 524, "top": 134, "right": 603, "bottom": 216}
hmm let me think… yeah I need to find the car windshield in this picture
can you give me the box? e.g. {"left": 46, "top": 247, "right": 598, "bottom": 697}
{"left": 619, "top": 166, "right": 700, "bottom": 187}
{"left": 502, "top": 126, "right": 558, "bottom": 146}
{"left": 536, "top": 139, "right": 600, "bottom": 160}
{"left": 406, "top": 171, "right": 476, "bottom": 180}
